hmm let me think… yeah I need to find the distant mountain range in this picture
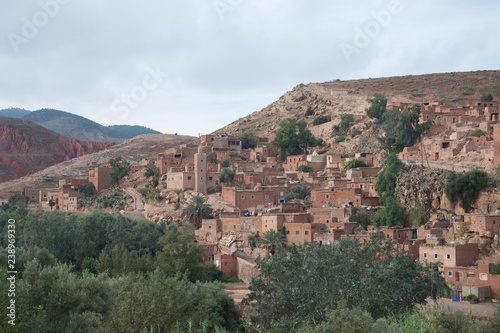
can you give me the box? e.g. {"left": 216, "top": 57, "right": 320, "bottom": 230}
{"left": 0, "top": 108, "right": 161, "bottom": 142}
{"left": 0, "top": 117, "right": 114, "bottom": 183}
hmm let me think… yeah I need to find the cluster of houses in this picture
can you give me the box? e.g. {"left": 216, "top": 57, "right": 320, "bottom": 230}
{"left": 395, "top": 100, "right": 500, "bottom": 167}
{"left": 16, "top": 99, "right": 500, "bottom": 301}
{"left": 23, "top": 166, "right": 112, "bottom": 211}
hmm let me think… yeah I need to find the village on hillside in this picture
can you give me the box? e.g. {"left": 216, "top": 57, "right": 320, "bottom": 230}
{"left": 12, "top": 96, "right": 500, "bottom": 303}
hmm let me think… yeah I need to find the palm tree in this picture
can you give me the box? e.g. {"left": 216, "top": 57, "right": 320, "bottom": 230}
{"left": 173, "top": 189, "right": 183, "bottom": 203}
{"left": 258, "top": 229, "right": 287, "bottom": 256}
{"left": 183, "top": 195, "right": 213, "bottom": 229}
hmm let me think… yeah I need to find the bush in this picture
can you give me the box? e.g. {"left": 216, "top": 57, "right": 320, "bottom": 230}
{"left": 342, "top": 158, "right": 367, "bottom": 170}
{"left": 313, "top": 115, "right": 331, "bottom": 125}
{"left": 219, "top": 168, "right": 236, "bottom": 183}
{"left": 221, "top": 159, "right": 230, "bottom": 168}
{"left": 350, "top": 128, "right": 362, "bottom": 137}
{"left": 335, "top": 136, "right": 346, "bottom": 143}
{"left": 305, "top": 107, "right": 315, "bottom": 116}
{"left": 296, "top": 165, "right": 314, "bottom": 172}
{"left": 492, "top": 263, "right": 500, "bottom": 275}
{"left": 445, "top": 169, "right": 489, "bottom": 211}
{"left": 207, "top": 153, "right": 218, "bottom": 164}
{"left": 481, "top": 93, "right": 493, "bottom": 101}
{"left": 469, "top": 129, "right": 488, "bottom": 137}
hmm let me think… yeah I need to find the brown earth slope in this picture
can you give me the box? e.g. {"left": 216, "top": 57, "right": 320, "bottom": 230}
{"left": 0, "top": 117, "right": 115, "bottom": 183}
{"left": 0, "top": 133, "right": 195, "bottom": 197}
{"left": 216, "top": 70, "right": 500, "bottom": 142}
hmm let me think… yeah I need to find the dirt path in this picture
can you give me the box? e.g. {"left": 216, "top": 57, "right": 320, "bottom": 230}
{"left": 224, "top": 283, "right": 250, "bottom": 304}
{"left": 424, "top": 298, "right": 500, "bottom": 318}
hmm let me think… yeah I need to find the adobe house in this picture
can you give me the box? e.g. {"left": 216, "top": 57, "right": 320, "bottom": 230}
{"left": 220, "top": 185, "right": 288, "bottom": 210}
{"left": 214, "top": 253, "right": 238, "bottom": 277}
{"left": 199, "top": 134, "right": 242, "bottom": 154}
{"left": 419, "top": 242, "right": 478, "bottom": 268}
{"left": 397, "top": 239, "right": 426, "bottom": 261}
{"left": 444, "top": 262, "right": 500, "bottom": 300}
{"left": 60, "top": 191, "right": 82, "bottom": 211}
{"left": 354, "top": 153, "right": 374, "bottom": 167}
{"left": 306, "top": 151, "right": 327, "bottom": 171}
{"left": 311, "top": 187, "right": 379, "bottom": 209}
{"left": 381, "top": 227, "right": 418, "bottom": 244}
{"left": 24, "top": 187, "right": 41, "bottom": 204}
{"left": 283, "top": 154, "right": 308, "bottom": 171}
{"left": 196, "top": 218, "right": 222, "bottom": 244}
{"left": 463, "top": 214, "right": 500, "bottom": 237}
{"left": 88, "top": 166, "right": 112, "bottom": 192}
{"left": 417, "top": 225, "right": 450, "bottom": 240}
{"left": 326, "top": 154, "right": 342, "bottom": 169}
{"left": 284, "top": 222, "right": 325, "bottom": 245}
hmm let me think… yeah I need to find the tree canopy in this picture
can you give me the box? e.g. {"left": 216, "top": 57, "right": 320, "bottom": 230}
{"left": 272, "top": 118, "right": 320, "bottom": 160}
{"left": 109, "top": 157, "right": 130, "bottom": 185}
{"left": 245, "top": 235, "right": 448, "bottom": 331}
{"left": 380, "top": 106, "right": 432, "bottom": 153}
{"left": 183, "top": 195, "right": 214, "bottom": 229}
{"left": 365, "top": 93, "right": 387, "bottom": 122}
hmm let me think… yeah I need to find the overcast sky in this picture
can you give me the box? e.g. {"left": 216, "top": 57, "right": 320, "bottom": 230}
{"left": 1, "top": 0, "right": 499, "bottom": 136}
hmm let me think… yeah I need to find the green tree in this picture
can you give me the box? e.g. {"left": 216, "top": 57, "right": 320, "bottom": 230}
{"left": 284, "top": 184, "right": 311, "bottom": 201}
{"left": 342, "top": 158, "right": 367, "bottom": 170}
{"left": 350, "top": 208, "right": 371, "bottom": 229}
{"left": 409, "top": 201, "right": 431, "bottom": 227}
{"left": 258, "top": 229, "right": 287, "bottom": 256}
{"left": 333, "top": 113, "right": 355, "bottom": 135}
{"left": 78, "top": 183, "right": 96, "bottom": 197}
{"left": 156, "top": 225, "right": 209, "bottom": 282}
{"left": 109, "top": 156, "right": 130, "bottom": 185}
{"left": 380, "top": 106, "right": 432, "bottom": 153}
{"left": 219, "top": 168, "right": 236, "bottom": 183}
{"left": 376, "top": 153, "right": 404, "bottom": 204}
{"left": 365, "top": 93, "right": 387, "bottom": 122}
{"left": 7, "top": 192, "right": 28, "bottom": 209}
{"left": 296, "top": 165, "right": 314, "bottom": 172}
{"left": 313, "top": 115, "right": 332, "bottom": 125}
{"left": 183, "top": 195, "right": 214, "bottom": 229}
{"left": 273, "top": 118, "right": 319, "bottom": 160}
{"left": 469, "top": 129, "right": 488, "bottom": 137}
{"left": 245, "top": 235, "right": 448, "bottom": 330}
{"left": 144, "top": 162, "right": 160, "bottom": 179}
{"left": 305, "top": 106, "right": 315, "bottom": 116}
{"left": 445, "top": 169, "right": 489, "bottom": 212}
{"left": 207, "top": 153, "right": 218, "bottom": 164}
{"left": 107, "top": 271, "right": 242, "bottom": 332}
{"left": 48, "top": 198, "right": 56, "bottom": 210}
{"left": 17, "top": 261, "right": 110, "bottom": 333}
{"left": 373, "top": 196, "right": 405, "bottom": 227}
{"left": 221, "top": 159, "right": 230, "bottom": 168}
{"left": 481, "top": 93, "right": 493, "bottom": 101}
{"left": 240, "top": 131, "right": 257, "bottom": 149}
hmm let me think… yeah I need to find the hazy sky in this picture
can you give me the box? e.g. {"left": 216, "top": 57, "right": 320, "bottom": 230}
{"left": 1, "top": 0, "right": 499, "bottom": 136}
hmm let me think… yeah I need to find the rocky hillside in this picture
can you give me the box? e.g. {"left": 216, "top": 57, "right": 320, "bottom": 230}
{"left": 0, "top": 133, "right": 195, "bottom": 197}
{"left": 0, "top": 117, "right": 114, "bottom": 183}
{"left": 216, "top": 70, "right": 500, "bottom": 156}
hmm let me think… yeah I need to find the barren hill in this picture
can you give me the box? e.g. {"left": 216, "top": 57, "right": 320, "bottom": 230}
{"left": 0, "top": 117, "right": 114, "bottom": 183}
{"left": 217, "top": 70, "right": 500, "bottom": 144}
{"left": 0, "top": 133, "right": 195, "bottom": 197}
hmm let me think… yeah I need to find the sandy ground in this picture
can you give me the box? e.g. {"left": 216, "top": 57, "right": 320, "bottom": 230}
{"left": 424, "top": 298, "right": 500, "bottom": 318}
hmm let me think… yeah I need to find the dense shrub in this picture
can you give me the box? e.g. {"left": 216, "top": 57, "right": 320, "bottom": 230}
{"left": 445, "top": 169, "right": 489, "bottom": 211}
{"left": 312, "top": 115, "right": 332, "bottom": 125}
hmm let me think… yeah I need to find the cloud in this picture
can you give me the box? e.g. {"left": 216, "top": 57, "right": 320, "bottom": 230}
{"left": 0, "top": 0, "right": 498, "bottom": 136}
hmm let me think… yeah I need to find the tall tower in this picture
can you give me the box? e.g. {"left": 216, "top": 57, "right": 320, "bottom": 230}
{"left": 194, "top": 147, "right": 207, "bottom": 194}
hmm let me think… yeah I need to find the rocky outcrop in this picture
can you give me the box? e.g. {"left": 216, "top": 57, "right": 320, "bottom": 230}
{"left": 0, "top": 118, "right": 114, "bottom": 183}
{"left": 395, "top": 166, "right": 451, "bottom": 210}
